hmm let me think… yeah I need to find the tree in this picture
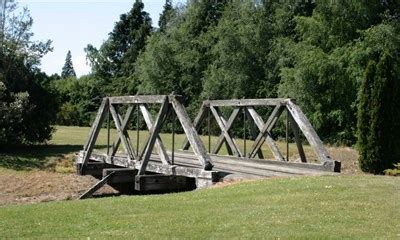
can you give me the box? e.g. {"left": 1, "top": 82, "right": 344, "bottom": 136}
{"left": 202, "top": 1, "right": 276, "bottom": 100}
{"left": 136, "top": 0, "right": 228, "bottom": 114}
{"left": 357, "top": 52, "right": 400, "bottom": 174}
{"left": 61, "top": 50, "right": 76, "bottom": 78}
{"left": 0, "top": 0, "right": 56, "bottom": 145}
{"left": 85, "top": 0, "right": 152, "bottom": 79}
{"left": 158, "top": 0, "right": 175, "bottom": 33}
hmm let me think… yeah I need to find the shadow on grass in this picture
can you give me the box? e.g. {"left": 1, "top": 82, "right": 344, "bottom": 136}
{"left": 0, "top": 144, "right": 106, "bottom": 171}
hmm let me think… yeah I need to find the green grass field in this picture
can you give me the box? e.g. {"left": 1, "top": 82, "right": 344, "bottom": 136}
{"left": 0, "top": 175, "right": 398, "bottom": 238}
{"left": 0, "top": 126, "right": 398, "bottom": 238}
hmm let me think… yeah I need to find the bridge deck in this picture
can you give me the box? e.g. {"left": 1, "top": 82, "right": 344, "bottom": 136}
{"left": 77, "top": 151, "right": 335, "bottom": 187}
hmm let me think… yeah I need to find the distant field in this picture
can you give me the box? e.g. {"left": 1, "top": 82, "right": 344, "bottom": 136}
{"left": 0, "top": 175, "right": 398, "bottom": 238}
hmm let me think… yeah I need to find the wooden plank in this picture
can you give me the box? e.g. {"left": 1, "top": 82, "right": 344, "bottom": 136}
{"left": 181, "top": 103, "right": 207, "bottom": 150}
{"left": 108, "top": 95, "right": 168, "bottom": 104}
{"left": 109, "top": 104, "right": 136, "bottom": 162}
{"left": 139, "top": 104, "right": 170, "bottom": 165}
{"left": 103, "top": 168, "right": 137, "bottom": 184}
{"left": 110, "top": 105, "right": 135, "bottom": 158}
{"left": 170, "top": 96, "right": 213, "bottom": 170}
{"left": 203, "top": 99, "right": 288, "bottom": 107}
{"left": 134, "top": 175, "right": 196, "bottom": 191}
{"left": 248, "top": 105, "right": 284, "bottom": 159}
{"left": 285, "top": 99, "right": 340, "bottom": 172}
{"left": 288, "top": 112, "right": 307, "bottom": 163}
{"left": 210, "top": 106, "right": 242, "bottom": 157}
{"left": 79, "top": 171, "right": 115, "bottom": 199}
{"left": 138, "top": 96, "right": 170, "bottom": 174}
{"left": 80, "top": 98, "right": 109, "bottom": 172}
{"left": 246, "top": 107, "right": 284, "bottom": 161}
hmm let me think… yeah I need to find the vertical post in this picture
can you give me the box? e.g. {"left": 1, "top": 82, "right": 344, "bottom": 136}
{"left": 136, "top": 105, "right": 140, "bottom": 155}
{"left": 286, "top": 108, "right": 289, "bottom": 162}
{"left": 208, "top": 107, "right": 211, "bottom": 153}
{"left": 107, "top": 107, "right": 110, "bottom": 156}
{"left": 243, "top": 107, "right": 246, "bottom": 158}
{"left": 172, "top": 111, "right": 175, "bottom": 165}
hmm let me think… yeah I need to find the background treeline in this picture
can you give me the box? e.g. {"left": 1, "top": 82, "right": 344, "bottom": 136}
{"left": 52, "top": 0, "right": 400, "bottom": 147}
{"left": 2, "top": 0, "right": 399, "bottom": 172}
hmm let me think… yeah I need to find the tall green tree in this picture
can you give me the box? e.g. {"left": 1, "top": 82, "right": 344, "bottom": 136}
{"left": 0, "top": 0, "right": 56, "bottom": 145}
{"left": 357, "top": 52, "right": 400, "bottom": 174}
{"left": 136, "top": 0, "right": 228, "bottom": 113}
{"left": 158, "top": 0, "right": 175, "bottom": 33}
{"left": 61, "top": 50, "right": 76, "bottom": 78}
{"left": 85, "top": 0, "right": 152, "bottom": 79}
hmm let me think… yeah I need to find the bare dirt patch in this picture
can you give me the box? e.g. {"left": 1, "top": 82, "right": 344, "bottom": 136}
{"left": 328, "top": 147, "right": 361, "bottom": 175}
{"left": 0, "top": 169, "right": 117, "bottom": 206}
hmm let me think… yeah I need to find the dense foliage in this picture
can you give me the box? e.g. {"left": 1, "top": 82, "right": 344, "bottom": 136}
{"left": 0, "top": 0, "right": 56, "bottom": 145}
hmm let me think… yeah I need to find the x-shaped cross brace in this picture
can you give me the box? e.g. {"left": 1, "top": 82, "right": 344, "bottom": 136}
{"left": 247, "top": 105, "right": 285, "bottom": 160}
{"left": 210, "top": 106, "right": 243, "bottom": 157}
{"left": 139, "top": 104, "right": 171, "bottom": 165}
{"left": 109, "top": 105, "right": 136, "bottom": 163}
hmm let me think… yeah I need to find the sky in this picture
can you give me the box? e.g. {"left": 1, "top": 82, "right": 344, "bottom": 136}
{"left": 18, "top": 0, "right": 182, "bottom": 77}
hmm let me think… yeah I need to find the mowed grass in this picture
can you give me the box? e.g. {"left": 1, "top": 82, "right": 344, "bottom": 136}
{"left": 0, "top": 175, "right": 398, "bottom": 238}
{"left": 0, "top": 126, "right": 397, "bottom": 238}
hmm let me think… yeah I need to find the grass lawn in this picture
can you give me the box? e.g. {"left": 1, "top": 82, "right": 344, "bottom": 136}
{"left": 1, "top": 126, "right": 394, "bottom": 238}
{"left": 0, "top": 175, "right": 398, "bottom": 238}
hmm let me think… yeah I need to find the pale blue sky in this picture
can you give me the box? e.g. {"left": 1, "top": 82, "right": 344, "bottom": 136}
{"left": 19, "top": 0, "right": 183, "bottom": 77}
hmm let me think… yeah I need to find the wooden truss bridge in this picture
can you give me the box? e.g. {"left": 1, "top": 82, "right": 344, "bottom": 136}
{"left": 75, "top": 95, "right": 340, "bottom": 199}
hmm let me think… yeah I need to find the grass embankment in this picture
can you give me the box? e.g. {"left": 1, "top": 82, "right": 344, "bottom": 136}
{"left": 0, "top": 175, "right": 398, "bottom": 238}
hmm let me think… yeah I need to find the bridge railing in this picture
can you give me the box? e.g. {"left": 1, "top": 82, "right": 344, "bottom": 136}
{"left": 182, "top": 98, "right": 340, "bottom": 172}
{"left": 78, "top": 95, "right": 213, "bottom": 175}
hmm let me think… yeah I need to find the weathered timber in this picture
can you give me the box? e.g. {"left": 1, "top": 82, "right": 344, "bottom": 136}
{"left": 171, "top": 151, "right": 337, "bottom": 174}
{"left": 139, "top": 104, "right": 170, "bottom": 165}
{"left": 288, "top": 112, "right": 307, "bottom": 163}
{"left": 138, "top": 96, "right": 170, "bottom": 174}
{"left": 108, "top": 95, "right": 168, "bottom": 104}
{"left": 110, "top": 105, "right": 135, "bottom": 159}
{"left": 210, "top": 106, "right": 242, "bottom": 156}
{"left": 77, "top": 95, "right": 340, "bottom": 198}
{"left": 248, "top": 105, "right": 285, "bottom": 159}
{"left": 285, "top": 99, "right": 339, "bottom": 171}
{"left": 135, "top": 175, "right": 196, "bottom": 191}
{"left": 103, "top": 168, "right": 138, "bottom": 184}
{"left": 203, "top": 99, "right": 288, "bottom": 107}
{"left": 109, "top": 104, "right": 136, "bottom": 162}
{"left": 80, "top": 98, "right": 109, "bottom": 173}
{"left": 181, "top": 103, "right": 207, "bottom": 150}
{"left": 79, "top": 171, "right": 115, "bottom": 199}
{"left": 76, "top": 151, "right": 218, "bottom": 182}
{"left": 246, "top": 106, "right": 284, "bottom": 161}
{"left": 170, "top": 96, "right": 213, "bottom": 170}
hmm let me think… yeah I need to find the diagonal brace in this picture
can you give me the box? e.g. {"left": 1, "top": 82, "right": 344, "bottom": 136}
{"left": 248, "top": 105, "right": 284, "bottom": 159}
{"left": 109, "top": 105, "right": 136, "bottom": 162}
{"left": 211, "top": 107, "right": 242, "bottom": 157}
{"left": 246, "top": 106, "right": 284, "bottom": 161}
{"left": 139, "top": 104, "right": 171, "bottom": 165}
